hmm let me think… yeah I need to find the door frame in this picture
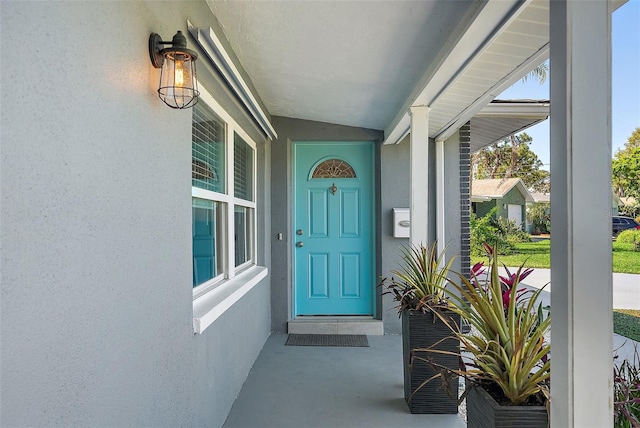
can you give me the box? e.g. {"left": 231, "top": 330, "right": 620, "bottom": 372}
{"left": 291, "top": 141, "right": 377, "bottom": 318}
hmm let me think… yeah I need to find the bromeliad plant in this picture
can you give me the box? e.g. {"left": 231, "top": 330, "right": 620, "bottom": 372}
{"left": 381, "top": 242, "right": 455, "bottom": 314}
{"left": 475, "top": 243, "right": 536, "bottom": 314}
{"left": 421, "top": 243, "right": 550, "bottom": 406}
{"left": 614, "top": 345, "right": 640, "bottom": 427}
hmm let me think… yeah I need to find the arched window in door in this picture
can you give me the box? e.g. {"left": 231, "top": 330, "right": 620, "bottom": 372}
{"left": 311, "top": 159, "right": 356, "bottom": 179}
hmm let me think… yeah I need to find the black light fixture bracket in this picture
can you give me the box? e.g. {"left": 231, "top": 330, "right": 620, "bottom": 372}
{"left": 149, "top": 31, "right": 198, "bottom": 68}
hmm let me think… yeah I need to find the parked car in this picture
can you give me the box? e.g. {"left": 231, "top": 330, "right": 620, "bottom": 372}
{"left": 613, "top": 216, "right": 640, "bottom": 237}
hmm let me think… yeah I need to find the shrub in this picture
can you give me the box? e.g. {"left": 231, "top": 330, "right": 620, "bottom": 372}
{"left": 528, "top": 202, "right": 551, "bottom": 234}
{"left": 470, "top": 208, "right": 505, "bottom": 255}
{"left": 495, "top": 216, "right": 531, "bottom": 246}
{"left": 470, "top": 208, "right": 529, "bottom": 256}
{"left": 617, "top": 229, "right": 640, "bottom": 245}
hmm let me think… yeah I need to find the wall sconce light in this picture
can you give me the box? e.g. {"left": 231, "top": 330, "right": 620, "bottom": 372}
{"left": 149, "top": 31, "right": 200, "bottom": 109}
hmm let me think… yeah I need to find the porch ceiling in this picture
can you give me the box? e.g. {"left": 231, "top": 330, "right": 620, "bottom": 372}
{"left": 205, "top": 0, "right": 550, "bottom": 139}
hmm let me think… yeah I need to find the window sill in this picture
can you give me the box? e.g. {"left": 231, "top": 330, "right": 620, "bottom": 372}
{"left": 192, "top": 266, "right": 268, "bottom": 334}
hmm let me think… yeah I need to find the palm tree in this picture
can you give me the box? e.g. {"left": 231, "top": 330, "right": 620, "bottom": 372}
{"left": 522, "top": 61, "right": 548, "bottom": 84}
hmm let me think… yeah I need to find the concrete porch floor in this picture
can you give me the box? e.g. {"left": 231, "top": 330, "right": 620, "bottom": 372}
{"left": 224, "top": 271, "right": 640, "bottom": 427}
{"left": 224, "top": 332, "right": 639, "bottom": 428}
{"left": 223, "top": 334, "right": 466, "bottom": 428}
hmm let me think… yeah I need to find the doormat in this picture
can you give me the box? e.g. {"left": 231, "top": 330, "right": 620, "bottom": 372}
{"left": 286, "top": 334, "right": 369, "bottom": 347}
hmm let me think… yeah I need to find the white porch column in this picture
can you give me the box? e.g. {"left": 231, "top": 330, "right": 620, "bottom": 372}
{"left": 409, "top": 105, "right": 430, "bottom": 247}
{"left": 436, "top": 139, "right": 445, "bottom": 255}
{"left": 550, "top": 1, "right": 613, "bottom": 427}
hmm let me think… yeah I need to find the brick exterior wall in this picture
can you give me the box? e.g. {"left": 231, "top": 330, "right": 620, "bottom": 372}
{"left": 459, "top": 122, "right": 471, "bottom": 279}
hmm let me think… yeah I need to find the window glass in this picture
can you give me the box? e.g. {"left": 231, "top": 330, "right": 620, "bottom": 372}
{"left": 192, "top": 92, "right": 257, "bottom": 293}
{"left": 311, "top": 158, "right": 356, "bottom": 178}
{"left": 234, "top": 133, "right": 254, "bottom": 201}
{"left": 192, "top": 198, "right": 224, "bottom": 287}
{"left": 234, "top": 206, "right": 253, "bottom": 267}
{"left": 193, "top": 103, "right": 226, "bottom": 193}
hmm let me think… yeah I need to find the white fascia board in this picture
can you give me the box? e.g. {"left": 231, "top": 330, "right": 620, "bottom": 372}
{"left": 385, "top": 116, "right": 411, "bottom": 146}
{"left": 188, "top": 25, "right": 278, "bottom": 140}
{"left": 475, "top": 102, "right": 550, "bottom": 119}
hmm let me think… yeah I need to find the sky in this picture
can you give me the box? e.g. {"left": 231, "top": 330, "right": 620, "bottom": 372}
{"left": 497, "top": 0, "right": 640, "bottom": 170}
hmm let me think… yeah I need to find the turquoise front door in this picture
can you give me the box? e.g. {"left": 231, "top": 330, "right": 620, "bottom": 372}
{"left": 293, "top": 142, "right": 375, "bottom": 316}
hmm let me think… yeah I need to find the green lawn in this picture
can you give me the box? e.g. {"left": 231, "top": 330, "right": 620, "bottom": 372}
{"left": 470, "top": 239, "right": 640, "bottom": 274}
{"left": 614, "top": 310, "right": 640, "bottom": 342}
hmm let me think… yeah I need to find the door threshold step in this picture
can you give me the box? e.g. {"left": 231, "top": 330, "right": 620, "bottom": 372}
{"left": 288, "top": 318, "right": 383, "bottom": 335}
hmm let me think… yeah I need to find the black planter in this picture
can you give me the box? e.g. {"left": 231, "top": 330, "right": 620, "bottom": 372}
{"left": 466, "top": 383, "right": 549, "bottom": 428}
{"left": 402, "top": 309, "right": 460, "bottom": 414}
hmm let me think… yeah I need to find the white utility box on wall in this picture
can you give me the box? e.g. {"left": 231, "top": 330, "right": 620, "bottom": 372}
{"left": 392, "top": 208, "right": 410, "bottom": 238}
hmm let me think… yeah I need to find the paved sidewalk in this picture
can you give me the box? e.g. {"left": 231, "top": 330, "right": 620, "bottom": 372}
{"left": 506, "top": 267, "right": 640, "bottom": 362}
{"left": 513, "top": 268, "right": 640, "bottom": 310}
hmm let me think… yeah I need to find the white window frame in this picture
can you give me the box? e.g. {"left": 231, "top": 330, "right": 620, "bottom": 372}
{"left": 232, "top": 131, "right": 257, "bottom": 273}
{"left": 192, "top": 85, "right": 265, "bottom": 333}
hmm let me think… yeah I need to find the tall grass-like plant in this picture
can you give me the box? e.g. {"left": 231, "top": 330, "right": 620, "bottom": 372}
{"left": 615, "top": 345, "right": 640, "bottom": 427}
{"left": 381, "top": 242, "right": 455, "bottom": 314}
{"left": 382, "top": 242, "right": 461, "bottom": 414}
{"left": 417, "top": 244, "right": 550, "bottom": 406}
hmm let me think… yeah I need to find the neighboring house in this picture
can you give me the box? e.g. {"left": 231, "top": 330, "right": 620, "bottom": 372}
{"left": 525, "top": 191, "right": 621, "bottom": 233}
{"left": 620, "top": 196, "right": 639, "bottom": 216}
{"left": 471, "top": 178, "right": 534, "bottom": 229}
{"left": 613, "top": 193, "right": 623, "bottom": 215}
{"left": 528, "top": 191, "right": 622, "bottom": 213}
{"left": 530, "top": 192, "right": 551, "bottom": 204}
{"left": 0, "top": 1, "right": 619, "bottom": 427}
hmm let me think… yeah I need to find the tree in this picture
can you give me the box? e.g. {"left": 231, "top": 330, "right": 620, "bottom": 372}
{"left": 522, "top": 62, "right": 548, "bottom": 85}
{"left": 527, "top": 202, "right": 551, "bottom": 234}
{"left": 612, "top": 127, "right": 640, "bottom": 199}
{"left": 472, "top": 132, "right": 550, "bottom": 193}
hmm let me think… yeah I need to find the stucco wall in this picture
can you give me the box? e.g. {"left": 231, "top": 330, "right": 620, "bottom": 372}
{"left": 475, "top": 187, "right": 527, "bottom": 227}
{"left": 270, "top": 117, "right": 383, "bottom": 333}
{"left": 380, "top": 137, "right": 410, "bottom": 333}
{"left": 443, "top": 132, "right": 462, "bottom": 275}
{"left": 498, "top": 186, "right": 527, "bottom": 227}
{"left": 379, "top": 134, "right": 459, "bottom": 334}
{"left": 1, "top": 2, "right": 270, "bottom": 427}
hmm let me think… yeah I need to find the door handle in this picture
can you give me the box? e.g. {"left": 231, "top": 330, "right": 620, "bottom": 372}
{"left": 296, "top": 241, "right": 304, "bottom": 248}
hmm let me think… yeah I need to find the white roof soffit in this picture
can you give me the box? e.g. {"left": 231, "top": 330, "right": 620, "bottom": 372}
{"left": 383, "top": 0, "right": 549, "bottom": 145}
{"left": 474, "top": 101, "right": 550, "bottom": 118}
{"left": 470, "top": 100, "right": 549, "bottom": 151}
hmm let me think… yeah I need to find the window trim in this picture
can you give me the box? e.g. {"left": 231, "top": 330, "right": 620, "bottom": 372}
{"left": 193, "top": 265, "right": 268, "bottom": 334}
